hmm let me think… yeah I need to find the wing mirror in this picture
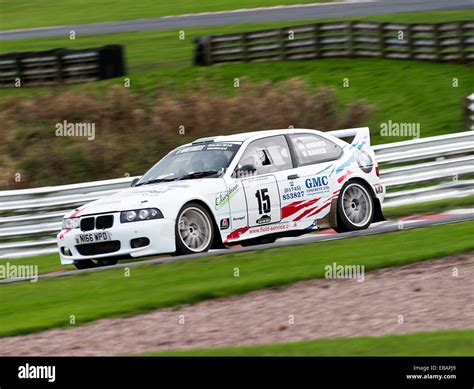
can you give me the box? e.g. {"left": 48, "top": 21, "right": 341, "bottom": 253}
{"left": 233, "top": 164, "right": 257, "bottom": 178}
{"left": 130, "top": 177, "right": 140, "bottom": 187}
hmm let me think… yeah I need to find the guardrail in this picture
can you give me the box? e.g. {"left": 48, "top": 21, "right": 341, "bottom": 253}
{"left": 1, "top": 131, "right": 473, "bottom": 258}
{"left": 194, "top": 20, "right": 474, "bottom": 65}
{"left": 0, "top": 45, "right": 126, "bottom": 87}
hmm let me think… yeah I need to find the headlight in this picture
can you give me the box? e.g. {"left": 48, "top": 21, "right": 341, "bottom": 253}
{"left": 62, "top": 218, "right": 80, "bottom": 229}
{"left": 120, "top": 208, "right": 163, "bottom": 223}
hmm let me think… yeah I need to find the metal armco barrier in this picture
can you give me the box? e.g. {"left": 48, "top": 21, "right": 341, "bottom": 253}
{"left": 1, "top": 131, "right": 473, "bottom": 258}
{"left": 0, "top": 45, "right": 126, "bottom": 87}
{"left": 194, "top": 20, "right": 474, "bottom": 65}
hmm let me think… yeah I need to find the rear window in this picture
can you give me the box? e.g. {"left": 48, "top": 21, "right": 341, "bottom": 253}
{"left": 289, "top": 133, "right": 342, "bottom": 165}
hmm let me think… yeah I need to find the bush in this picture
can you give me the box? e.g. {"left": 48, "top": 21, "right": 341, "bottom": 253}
{"left": 0, "top": 79, "right": 372, "bottom": 189}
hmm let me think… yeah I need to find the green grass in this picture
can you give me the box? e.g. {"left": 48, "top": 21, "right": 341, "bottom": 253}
{"left": 1, "top": 11, "right": 472, "bottom": 144}
{"left": 0, "top": 221, "right": 473, "bottom": 338}
{"left": 0, "top": 0, "right": 333, "bottom": 31}
{"left": 0, "top": 253, "right": 72, "bottom": 278}
{"left": 384, "top": 195, "right": 474, "bottom": 219}
{"left": 149, "top": 329, "right": 474, "bottom": 356}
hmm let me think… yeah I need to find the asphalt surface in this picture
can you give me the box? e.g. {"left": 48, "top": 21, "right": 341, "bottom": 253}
{"left": 1, "top": 0, "right": 472, "bottom": 41}
{"left": 1, "top": 210, "right": 472, "bottom": 284}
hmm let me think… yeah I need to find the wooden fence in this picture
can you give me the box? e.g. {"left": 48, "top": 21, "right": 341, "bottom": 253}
{"left": 194, "top": 20, "right": 474, "bottom": 65}
{"left": 0, "top": 45, "right": 126, "bottom": 87}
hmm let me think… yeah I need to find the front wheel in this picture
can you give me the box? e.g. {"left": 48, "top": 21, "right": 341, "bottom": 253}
{"left": 334, "top": 181, "right": 374, "bottom": 233}
{"left": 175, "top": 203, "right": 214, "bottom": 255}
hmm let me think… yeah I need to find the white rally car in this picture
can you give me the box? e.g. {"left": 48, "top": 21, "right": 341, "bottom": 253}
{"left": 58, "top": 128, "right": 385, "bottom": 269}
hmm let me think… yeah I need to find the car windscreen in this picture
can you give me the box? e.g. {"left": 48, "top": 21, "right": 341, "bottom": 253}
{"left": 136, "top": 142, "right": 241, "bottom": 185}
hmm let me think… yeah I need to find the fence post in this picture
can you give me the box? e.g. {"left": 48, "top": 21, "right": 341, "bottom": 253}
{"left": 347, "top": 21, "right": 354, "bottom": 57}
{"left": 433, "top": 23, "right": 441, "bottom": 62}
{"left": 458, "top": 21, "right": 466, "bottom": 63}
{"left": 406, "top": 24, "right": 413, "bottom": 60}
{"left": 314, "top": 24, "right": 320, "bottom": 58}
{"left": 279, "top": 28, "right": 286, "bottom": 61}
{"left": 241, "top": 32, "right": 248, "bottom": 63}
{"left": 57, "top": 49, "right": 64, "bottom": 83}
{"left": 378, "top": 22, "right": 386, "bottom": 58}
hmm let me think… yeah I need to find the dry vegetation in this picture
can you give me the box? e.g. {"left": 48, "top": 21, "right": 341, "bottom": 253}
{"left": 0, "top": 79, "right": 372, "bottom": 189}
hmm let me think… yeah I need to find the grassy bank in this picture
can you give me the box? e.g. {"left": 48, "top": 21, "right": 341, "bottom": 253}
{"left": 150, "top": 329, "right": 474, "bottom": 356}
{"left": 0, "top": 221, "right": 473, "bottom": 338}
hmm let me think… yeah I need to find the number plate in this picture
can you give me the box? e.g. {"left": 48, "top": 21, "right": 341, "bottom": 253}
{"left": 75, "top": 231, "right": 111, "bottom": 244}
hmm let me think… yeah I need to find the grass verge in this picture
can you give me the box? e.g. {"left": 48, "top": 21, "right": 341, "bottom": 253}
{"left": 148, "top": 329, "right": 474, "bottom": 356}
{"left": 0, "top": 221, "right": 473, "bottom": 338}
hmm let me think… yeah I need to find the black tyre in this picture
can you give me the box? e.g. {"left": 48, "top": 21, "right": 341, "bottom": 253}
{"left": 334, "top": 181, "right": 374, "bottom": 233}
{"left": 175, "top": 202, "right": 215, "bottom": 255}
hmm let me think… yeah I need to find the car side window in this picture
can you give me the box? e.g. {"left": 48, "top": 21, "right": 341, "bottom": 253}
{"left": 289, "top": 133, "right": 342, "bottom": 165}
{"left": 236, "top": 135, "right": 293, "bottom": 175}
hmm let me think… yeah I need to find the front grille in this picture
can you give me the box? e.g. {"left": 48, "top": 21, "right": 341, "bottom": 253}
{"left": 80, "top": 217, "right": 95, "bottom": 231}
{"left": 76, "top": 241, "right": 121, "bottom": 256}
{"left": 96, "top": 215, "right": 114, "bottom": 229}
{"left": 80, "top": 214, "right": 114, "bottom": 231}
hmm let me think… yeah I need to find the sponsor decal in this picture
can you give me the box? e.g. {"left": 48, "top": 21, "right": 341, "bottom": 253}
{"left": 176, "top": 145, "right": 206, "bottom": 154}
{"left": 248, "top": 221, "right": 297, "bottom": 234}
{"left": 225, "top": 226, "right": 250, "bottom": 242}
{"left": 232, "top": 215, "right": 246, "bottom": 221}
{"left": 355, "top": 149, "right": 373, "bottom": 174}
{"left": 282, "top": 182, "right": 304, "bottom": 201}
{"left": 374, "top": 184, "right": 384, "bottom": 194}
{"left": 175, "top": 143, "right": 240, "bottom": 155}
{"left": 256, "top": 214, "right": 271, "bottom": 225}
{"left": 305, "top": 175, "right": 330, "bottom": 195}
{"left": 281, "top": 199, "right": 319, "bottom": 219}
{"left": 215, "top": 184, "right": 239, "bottom": 210}
{"left": 337, "top": 169, "right": 353, "bottom": 184}
{"left": 220, "top": 218, "right": 230, "bottom": 230}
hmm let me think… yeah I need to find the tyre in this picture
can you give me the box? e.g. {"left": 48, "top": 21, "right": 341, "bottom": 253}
{"left": 334, "top": 181, "right": 374, "bottom": 233}
{"left": 73, "top": 258, "right": 118, "bottom": 270}
{"left": 175, "top": 202, "right": 214, "bottom": 255}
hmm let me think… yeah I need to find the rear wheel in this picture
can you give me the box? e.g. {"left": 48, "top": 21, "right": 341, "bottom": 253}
{"left": 334, "top": 181, "right": 374, "bottom": 233}
{"left": 175, "top": 203, "right": 214, "bottom": 255}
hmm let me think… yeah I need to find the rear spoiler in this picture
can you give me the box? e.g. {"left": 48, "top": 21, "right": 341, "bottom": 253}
{"left": 326, "top": 127, "right": 370, "bottom": 147}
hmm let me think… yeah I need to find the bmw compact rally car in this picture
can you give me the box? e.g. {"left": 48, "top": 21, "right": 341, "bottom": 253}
{"left": 58, "top": 128, "right": 385, "bottom": 269}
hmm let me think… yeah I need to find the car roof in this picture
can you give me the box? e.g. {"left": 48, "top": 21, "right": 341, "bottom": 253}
{"left": 193, "top": 128, "right": 324, "bottom": 144}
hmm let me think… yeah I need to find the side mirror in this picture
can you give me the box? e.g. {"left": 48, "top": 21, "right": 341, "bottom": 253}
{"left": 130, "top": 177, "right": 140, "bottom": 187}
{"left": 233, "top": 164, "right": 256, "bottom": 178}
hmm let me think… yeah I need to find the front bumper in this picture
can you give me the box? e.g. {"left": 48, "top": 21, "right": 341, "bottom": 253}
{"left": 57, "top": 215, "right": 176, "bottom": 265}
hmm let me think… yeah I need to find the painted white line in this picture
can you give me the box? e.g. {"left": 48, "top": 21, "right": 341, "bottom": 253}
{"left": 161, "top": 1, "right": 375, "bottom": 19}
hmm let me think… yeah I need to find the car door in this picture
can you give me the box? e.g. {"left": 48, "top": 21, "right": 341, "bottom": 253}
{"left": 278, "top": 133, "right": 343, "bottom": 222}
{"left": 226, "top": 135, "right": 293, "bottom": 229}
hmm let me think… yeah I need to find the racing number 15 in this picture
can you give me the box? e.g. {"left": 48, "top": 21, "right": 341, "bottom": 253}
{"left": 255, "top": 188, "right": 271, "bottom": 214}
